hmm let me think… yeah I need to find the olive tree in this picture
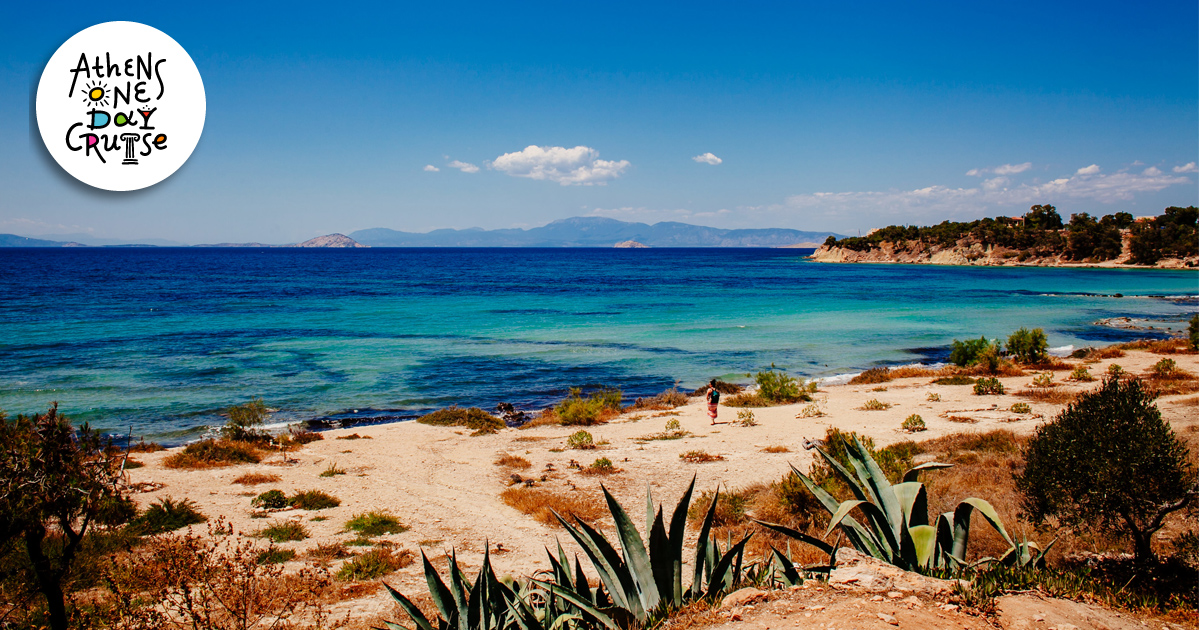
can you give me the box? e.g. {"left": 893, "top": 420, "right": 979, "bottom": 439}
{"left": 1016, "top": 376, "right": 1197, "bottom": 564}
{"left": 0, "top": 403, "right": 126, "bottom": 630}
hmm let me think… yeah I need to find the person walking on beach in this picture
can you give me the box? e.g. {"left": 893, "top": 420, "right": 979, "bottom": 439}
{"left": 705, "top": 379, "right": 721, "bottom": 424}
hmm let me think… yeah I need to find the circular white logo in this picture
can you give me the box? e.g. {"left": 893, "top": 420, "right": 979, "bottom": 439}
{"left": 36, "top": 22, "right": 206, "bottom": 191}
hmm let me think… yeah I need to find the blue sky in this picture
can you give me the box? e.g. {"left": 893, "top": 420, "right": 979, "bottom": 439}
{"left": 2, "top": 1, "right": 1196, "bottom": 243}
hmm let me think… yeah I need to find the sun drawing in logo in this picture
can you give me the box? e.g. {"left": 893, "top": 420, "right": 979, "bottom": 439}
{"left": 81, "top": 81, "right": 108, "bottom": 107}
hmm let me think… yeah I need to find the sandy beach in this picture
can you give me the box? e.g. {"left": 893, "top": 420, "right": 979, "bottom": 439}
{"left": 125, "top": 348, "right": 1199, "bottom": 619}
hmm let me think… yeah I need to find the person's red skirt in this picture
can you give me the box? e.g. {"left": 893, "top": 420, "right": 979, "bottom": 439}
{"left": 707, "top": 403, "right": 718, "bottom": 419}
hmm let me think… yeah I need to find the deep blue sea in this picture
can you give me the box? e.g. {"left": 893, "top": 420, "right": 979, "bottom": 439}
{"left": 0, "top": 248, "right": 1195, "bottom": 443}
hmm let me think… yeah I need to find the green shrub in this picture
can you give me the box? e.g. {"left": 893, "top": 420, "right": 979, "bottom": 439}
{"left": 1016, "top": 376, "right": 1197, "bottom": 563}
{"left": 1031, "top": 372, "right": 1054, "bottom": 387}
{"left": 255, "top": 520, "right": 309, "bottom": 542}
{"left": 1006, "top": 328, "right": 1049, "bottom": 364}
{"left": 345, "top": 511, "right": 408, "bottom": 537}
{"left": 926, "top": 392, "right": 941, "bottom": 402}
{"left": 860, "top": 398, "right": 891, "bottom": 411}
{"left": 1068, "top": 366, "right": 1094, "bottom": 382}
{"left": 798, "top": 404, "right": 825, "bottom": 417}
{"left": 1010, "top": 402, "right": 1032, "bottom": 414}
{"left": 754, "top": 370, "right": 809, "bottom": 403}
{"left": 417, "top": 405, "right": 505, "bottom": 435}
{"left": 973, "top": 377, "right": 1004, "bottom": 395}
{"left": 289, "top": 490, "right": 340, "bottom": 510}
{"left": 163, "top": 439, "right": 262, "bottom": 469}
{"left": 221, "top": 398, "right": 272, "bottom": 443}
{"left": 664, "top": 418, "right": 681, "bottom": 431}
{"left": 933, "top": 375, "right": 976, "bottom": 386}
{"left": 589, "top": 457, "right": 615, "bottom": 472}
{"left": 950, "top": 336, "right": 1000, "bottom": 367}
{"left": 336, "top": 547, "right": 414, "bottom": 581}
{"left": 257, "top": 547, "right": 297, "bottom": 565}
{"left": 900, "top": 414, "right": 926, "bottom": 432}
{"left": 1189, "top": 314, "right": 1198, "bottom": 351}
{"left": 567, "top": 430, "right": 595, "bottom": 449}
{"left": 722, "top": 392, "right": 769, "bottom": 407}
{"left": 129, "top": 497, "right": 207, "bottom": 535}
{"left": 1152, "top": 358, "right": 1178, "bottom": 378}
{"left": 252, "top": 489, "right": 288, "bottom": 509}
{"left": 735, "top": 409, "right": 757, "bottom": 426}
{"left": 554, "top": 388, "right": 622, "bottom": 425}
{"left": 1107, "top": 364, "right": 1124, "bottom": 376}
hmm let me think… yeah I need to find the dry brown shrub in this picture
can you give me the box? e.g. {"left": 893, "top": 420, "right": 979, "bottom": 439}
{"left": 761, "top": 445, "right": 790, "bottom": 453}
{"left": 1090, "top": 346, "right": 1126, "bottom": 359}
{"left": 512, "top": 436, "right": 550, "bottom": 442}
{"left": 519, "top": 409, "right": 561, "bottom": 429}
{"left": 1145, "top": 374, "right": 1200, "bottom": 397}
{"left": 679, "top": 450, "right": 724, "bottom": 463}
{"left": 1023, "top": 358, "right": 1072, "bottom": 371}
{"left": 233, "top": 472, "right": 281, "bottom": 486}
{"left": 499, "top": 486, "right": 604, "bottom": 528}
{"left": 1015, "top": 388, "right": 1078, "bottom": 405}
{"left": 306, "top": 542, "right": 353, "bottom": 562}
{"left": 1175, "top": 396, "right": 1199, "bottom": 406}
{"left": 890, "top": 366, "right": 945, "bottom": 379}
{"left": 849, "top": 368, "right": 892, "bottom": 385}
{"left": 102, "top": 519, "right": 343, "bottom": 629}
{"left": 494, "top": 454, "right": 532, "bottom": 469}
{"left": 945, "top": 415, "right": 978, "bottom": 423}
{"left": 1119, "top": 338, "right": 1196, "bottom": 355}
{"left": 963, "top": 361, "right": 1026, "bottom": 377}
{"left": 162, "top": 439, "right": 263, "bottom": 470}
{"left": 627, "top": 387, "right": 690, "bottom": 411}
{"left": 128, "top": 441, "right": 166, "bottom": 453}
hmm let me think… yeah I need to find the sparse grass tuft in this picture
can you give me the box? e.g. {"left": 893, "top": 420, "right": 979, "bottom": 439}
{"left": 336, "top": 433, "right": 371, "bottom": 440}
{"left": 129, "top": 497, "right": 207, "bottom": 535}
{"left": 1010, "top": 402, "right": 1032, "bottom": 414}
{"left": 319, "top": 462, "right": 346, "bottom": 477}
{"left": 163, "top": 439, "right": 262, "bottom": 469}
{"left": 257, "top": 547, "right": 297, "bottom": 565}
{"left": 627, "top": 387, "right": 689, "bottom": 411}
{"left": 1031, "top": 372, "right": 1055, "bottom": 388}
{"left": 797, "top": 404, "right": 825, "bottom": 418}
{"left": 722, "top": 392, "right": 769, "bottom": 407}
{"left": 494, "top": 453, "right": 531, "bottom": 469}
{"left": 128, "top": 440, "right": 166, "bottom": 453}
{"left": 306, "top": 541, "right": 353, "bottom": 561}
{"left": 680, "top": 450, "right": 724, "bottom": 463}
{"left": 345, "top": 511, "right": 407, "bottom": 537}
{"left": 1068, "top": 366, "right": 1095, "bottom": 382}
{"left": 336, "top": 547, "right": 415, "bottom": 581}
{"left": 255, "top": 520, "right": 309, "bottom": 542}
{"left": 1016, "top": 388, "right": 1078, "bottom": 405}
{"left": 932, "top": 375, "right": 976, "bottom": 386}
{"left": 859, "top": 398, "right": 891, "bottom": 411}
{"left": 762, "top": 445, "right": 790, "bottom": 453}
{"left": 500, "top": 486, "right": 604, "bottom": 528}
{"left": 233, "top": 472, "right": 281, "bottom": 485}
{"left": 945, "top": 415, "right": 978, "bottom": 423}
{"left": 289, "top": 489, "right": 340, "bottom": 510}
{"left": 735, "top": 409, "right": 757, "bottom": 426}
{"left": 926, "top": 392, "right": 941, "bottom": 402}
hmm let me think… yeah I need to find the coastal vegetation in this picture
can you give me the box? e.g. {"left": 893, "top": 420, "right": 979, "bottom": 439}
{"left": 725, "top": 370, "right": 814, "bottom": 407}
{"left": 254, "top": 519, "right": 310, "bottom": 543}
{"left": 901, "top": 413, "right": 926, "bottom": 432}
{"left": 344, "top": 511, "right": 408, "bottom": 537}
{"left": 822, "top": 204, "right": 1198, "bottom": 266}
{"left": 417, "top": 405, "right": 505, "bottom": 435}
{"left": 1017, "top": 375, "right": 1197, "bottom": 564}
{"left": 337, "top": 546, "right": 414, "bottom": 581}
{"left": 973, "top": 377, "right": 1005, "bottom": 395}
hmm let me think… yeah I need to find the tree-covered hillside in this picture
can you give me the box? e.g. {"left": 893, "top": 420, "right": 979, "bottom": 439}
{"left": 824, "top": 205, "right": 1197, "bottom": 264}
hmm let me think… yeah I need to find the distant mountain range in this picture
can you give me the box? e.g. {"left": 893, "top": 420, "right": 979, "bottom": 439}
{"left": 0, "top": 217, "right": 844, "bottom": 249}
{"left": 349, "top": 217, "right": 843, "bottom": 247}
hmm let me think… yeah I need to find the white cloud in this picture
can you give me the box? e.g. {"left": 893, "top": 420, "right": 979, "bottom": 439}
{"left": 1142, "top": 166, "right": 1162, "bottom": 176}
{"left": 692, "top": 152, "right": 723, "bottom": 165}
{"left": 982, "top": 177, "right": 1008, "bottom": 191}
{"left": 1173, "top": 162, "right": 1197, "bottom": 173}
{"left": 423, "top": 165, "right": 440, "bottom": 172}
{"left": 1076, "top": 164, "right": 1101, "bottom": 175}
{"left": 447, "top": 160, "right": 479, "bottom": 174}
{"left": 994, "top": 162, "right": 1032, "bottom": 175}
{"left": 967, "top": 162, "right": 1031, "bottom": 176}
{"left": 490, "top": 145, "right": 629, "bottom": 185}
{"left": 775, "top": 165, "right": 1191, "bottom": 221}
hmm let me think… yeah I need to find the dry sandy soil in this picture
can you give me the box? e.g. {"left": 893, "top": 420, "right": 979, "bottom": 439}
{"left": 125, "top": 349, "right": 1199, "bottom": 624}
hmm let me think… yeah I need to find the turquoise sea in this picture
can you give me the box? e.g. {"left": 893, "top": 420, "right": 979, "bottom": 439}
{"left": 0, "top": 248, "right": 1195, "bottom": 443}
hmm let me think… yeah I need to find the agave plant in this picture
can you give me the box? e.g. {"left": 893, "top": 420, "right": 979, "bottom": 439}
{"left": 539, "top": 478, "right": 751, "bottom": 628}
{"left": 754, "top": 434, "right": 1049, "bottom": 572}
{"left": 383, "top": 548, "right": 526, "bottom": 630}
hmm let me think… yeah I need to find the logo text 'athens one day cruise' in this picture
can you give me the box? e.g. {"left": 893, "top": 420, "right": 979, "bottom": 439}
{"left": 36, "top": 22, "right": 205, "bottom": 191}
